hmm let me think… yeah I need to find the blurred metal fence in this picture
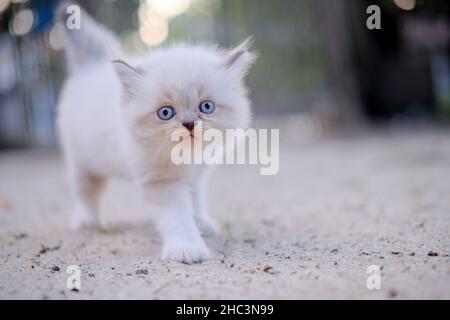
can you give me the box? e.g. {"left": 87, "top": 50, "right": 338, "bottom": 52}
{"left": 0, "top": 0, "right": 448, "bottom": 148}
{"left": 0, "top": 0, "right": 335, "bottom": 148}
{"left": 0, "top": 33, "right": 60, "bottom": 148}
{"left": 0, "top": 0, "right": 62, "bottom": 148}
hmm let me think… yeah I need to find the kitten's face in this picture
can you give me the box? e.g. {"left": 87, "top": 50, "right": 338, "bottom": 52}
{"left": 114, "top": 40, "right": 256, "bottom": 151}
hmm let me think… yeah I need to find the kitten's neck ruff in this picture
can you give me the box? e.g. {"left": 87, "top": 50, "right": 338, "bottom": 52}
{"left": 125, "top": 136, "right": 205, "bottom": 186}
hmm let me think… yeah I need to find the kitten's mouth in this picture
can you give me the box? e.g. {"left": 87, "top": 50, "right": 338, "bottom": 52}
{"left": 178, "top": 131, "right": 195, "bottom": 142}
{"left": 185, "top": 129, "right": 195, "bottom": 139}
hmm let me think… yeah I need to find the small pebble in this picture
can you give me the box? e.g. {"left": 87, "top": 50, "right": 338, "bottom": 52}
{"left": 136, "top": 269, "right": 149, "bottom": 275}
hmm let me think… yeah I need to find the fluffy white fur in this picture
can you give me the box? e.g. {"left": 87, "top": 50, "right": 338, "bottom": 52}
{"left": 57, "top": 6, "right": 255, "bottom": 263}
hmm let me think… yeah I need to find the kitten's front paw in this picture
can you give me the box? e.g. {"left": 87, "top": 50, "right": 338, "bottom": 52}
{"left": 70, "top": 207, "right": 101, "bottom": 231}
{"left": 161, "top": 242, "right": 210, "bottom": 264}
{"left": 195, "top": 216, "right": 219, "bottom": 237}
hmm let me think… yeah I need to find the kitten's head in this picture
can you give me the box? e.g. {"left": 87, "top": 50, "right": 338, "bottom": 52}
{"left": 113, "top": 39, "right": 256, "bottom": 148}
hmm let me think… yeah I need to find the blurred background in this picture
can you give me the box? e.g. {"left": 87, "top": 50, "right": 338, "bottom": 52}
{"left": 1, "top": 1, "right": 450, "bottom": 300}
{"left": 0, "top": 0, "right": 449, "bottom": 148}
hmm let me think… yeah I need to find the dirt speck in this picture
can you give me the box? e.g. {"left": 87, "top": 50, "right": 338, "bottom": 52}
{"left": 12, "top": 233, "right": 28, "bottom": 240}
{"left": 427, "top": 251, "right": 438, "bottom": 257}
{"left": 136, "top": 269, "right": 149, "bottom": 275}
{"left": 263, "top": 265, "right": 273, "bottom": 273}
{"left": 38, "top": 244, "right": 60, "bottom": 255}
{"left": 51, "top": 265, "right": 60, "bottom": 272}
{"left": 388, "top": 289, "right": 398, "bottom": 298}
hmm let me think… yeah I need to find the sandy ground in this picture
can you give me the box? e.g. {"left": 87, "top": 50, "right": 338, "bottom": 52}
{"left": 0, "top": 124, "right": 449, "bottom": 299}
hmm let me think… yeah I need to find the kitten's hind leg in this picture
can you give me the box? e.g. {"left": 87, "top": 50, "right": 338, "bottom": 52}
{"left": 192, "top": 178, "right": 218, "bottom": 237}
{"left": 68, "top": 167, "right": 105, "bottom": 231}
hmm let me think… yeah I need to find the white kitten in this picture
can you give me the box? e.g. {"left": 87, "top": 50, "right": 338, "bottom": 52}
{"left": 57, "top": 5, "right": 256, "bottom": 263}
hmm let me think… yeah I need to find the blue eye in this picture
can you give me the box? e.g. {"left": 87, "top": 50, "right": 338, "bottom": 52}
{"left": 199, "top": 100, "right": 215, "bottom": 114}
{"left": 157, "top": 106, "right": 175, "bottom": 120}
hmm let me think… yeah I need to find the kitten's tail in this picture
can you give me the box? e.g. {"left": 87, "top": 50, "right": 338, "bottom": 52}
{"left": 56, "top": 1, "right": 123, "bottom": 73}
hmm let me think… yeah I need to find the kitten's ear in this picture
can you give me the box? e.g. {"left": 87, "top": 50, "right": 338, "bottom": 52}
{"left": 112, "top": 60, "right": 144, "bottom": 102}
{"left": 223, "top": 37, "right": 257, "bottom": 77}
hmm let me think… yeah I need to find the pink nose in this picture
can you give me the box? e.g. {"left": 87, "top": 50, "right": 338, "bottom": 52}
{"left": 182, "top": 122, "right": 195, "bottom": 131}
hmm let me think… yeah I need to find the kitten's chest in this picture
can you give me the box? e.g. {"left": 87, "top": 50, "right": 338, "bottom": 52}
{"left": 135, "top": 155, "right": 204, "bottom": 184}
